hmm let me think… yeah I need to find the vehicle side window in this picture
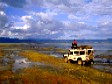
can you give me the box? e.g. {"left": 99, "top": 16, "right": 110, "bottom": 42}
{"left": 88, "top": 50, "right": 92, "bottom": 55}
{"left": 74, "top": 51, "right": 79, "bottom": 55}
{"left": 69, "top": 51, "right": 73, "bottom": 55}
{"left": 80, "top": 51, "right": 85, "bottom": 55}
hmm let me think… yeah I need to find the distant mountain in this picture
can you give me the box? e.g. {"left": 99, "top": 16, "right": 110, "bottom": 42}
{"left": 0, "top": 37, "right": 112, "bottom": 43}
{"left": 0, "top": 37, "right": 35, "bottom": 43}
{"left": 107, "top": 38, "right": 112, "bottom": 41}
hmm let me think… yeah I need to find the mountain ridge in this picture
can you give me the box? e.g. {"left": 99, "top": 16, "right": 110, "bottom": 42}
{"left": 0, "top": 37, "right": 112, "bottom": 43}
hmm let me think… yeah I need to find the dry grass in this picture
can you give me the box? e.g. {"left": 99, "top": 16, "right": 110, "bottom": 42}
{"left": 54, "top": 48, "right": 68, "bottom": 54}
{"left": 0, "top": 47, "right": 112, "bottom": 84}
{"left": 19, "top": 50, "right": 63, "bottom": 64}
{"left": 18, "top": 50, "right": 112, "bottom": 84}
{"left": 0, "top": 71, "right": 14, "bottom": 80}
{"left": 0, "top": 50, "right": 4, "bottom": 57}
{"left": 0, "top": 67, "right": 82, "bottom": 84}
{"left": 17, "top": 67, "right": 82, "bottom": 84}
{"left": 98, "top": 55, "right": 112, "bottom": 59}
{"left": 39, "top": 47, "right": 68, "bottom": 54}
{"left": 0, "top": 65, "right": 112, "bottom": 84}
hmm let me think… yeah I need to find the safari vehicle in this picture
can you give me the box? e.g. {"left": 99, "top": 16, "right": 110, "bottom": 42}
{"left": 63, "top": 45, "right": 94, "bottom": 65}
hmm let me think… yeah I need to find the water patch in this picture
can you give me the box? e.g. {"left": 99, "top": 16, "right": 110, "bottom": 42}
{"left": 1, "top": 51, "right": 46, "bottom": 72}
{"left": 38, "top": 50, "right": 63, "bottom": 58}
{"left": 93, "top": 64, "right": 112, "bottom": 73}
{"left": 50, "top": 53, "right": 62, "bottom": 58}
{"left": 94, "top": 58, "right": 112, "bottom": 63}
{"left": 2, "top": 56, "right": 14, "bottom": 65}
{"left": 12, "top": 55, "right": 45, "bottom": 72}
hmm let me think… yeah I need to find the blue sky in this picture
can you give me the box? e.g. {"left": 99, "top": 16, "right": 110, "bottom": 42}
{"left": 0, "top": 0, "right": 112, "bottom": 39}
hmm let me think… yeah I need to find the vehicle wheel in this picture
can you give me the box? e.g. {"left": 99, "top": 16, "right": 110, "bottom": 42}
{"left": 82, "top": 61, "right": 85, "bottom": 65}
{"left": 64, "top": 57, "right": 68, "bottom": 63}
{"left": 77, "top": 60, "right": 82, "bottom": 65}
{"left": 90, "top": 60, "right": 94, "bottom": 64}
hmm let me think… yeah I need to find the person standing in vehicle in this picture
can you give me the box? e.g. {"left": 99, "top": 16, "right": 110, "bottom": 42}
{"left": 71, "top": 40, "right": 77, "bottom": 49}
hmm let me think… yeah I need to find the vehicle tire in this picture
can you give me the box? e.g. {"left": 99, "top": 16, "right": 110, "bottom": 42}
{"left": 64, "top": 57, "right": 68, "bottom": 63}
{"left": 77, "top": 59, "right": 82, "bottom": 65}
{"left": 82, "top": 61, "right": 85, "bottom": 65}
{"left": 90, "top": 60, "right": 94, "bottom": 64}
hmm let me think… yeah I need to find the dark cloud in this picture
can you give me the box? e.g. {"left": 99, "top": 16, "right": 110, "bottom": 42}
{"left": 0, "top": 2, "right": 8, "bottom": 28}
{"left": 0, "top": 12, "right": 8, "bottom": 28}
{"left": 0, "top": 2, "right": 6, "bottom": 10}
{"left": 0, "top": 0, "right": 27, "bottom": 30}
{"left": 0, "top": 0, "right": 26, "bottom": 8}
{"left": 29, "top": 0, "right": 44, "bottom": 7}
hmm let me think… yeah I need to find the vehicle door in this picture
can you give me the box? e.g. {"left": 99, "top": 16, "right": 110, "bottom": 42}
{"left": 79, "top": 50, "right": 86, "bottom": 60}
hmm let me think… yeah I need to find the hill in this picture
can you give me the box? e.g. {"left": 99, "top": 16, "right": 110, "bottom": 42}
{"left": 0, "top": 37, "right": 34, "bottom": 43}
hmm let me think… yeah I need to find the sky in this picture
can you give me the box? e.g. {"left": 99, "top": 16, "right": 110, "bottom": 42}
{"left": 0, "top": 0, "right": 112, "bottom": 40}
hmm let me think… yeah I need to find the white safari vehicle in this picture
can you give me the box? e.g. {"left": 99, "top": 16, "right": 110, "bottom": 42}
{"left": 63, "top": 45, "right": 94, "bottom": 65}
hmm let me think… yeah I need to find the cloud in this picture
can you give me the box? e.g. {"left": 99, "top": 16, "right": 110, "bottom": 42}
{"left": 0, "top": 11, "right": 8, "bottom": 28}
{"left": 0, "top": 2, "right": 7, "bottom": 10}
{"left": 25, "top": 17, "right": 64, "bottom": 39}
{"left": 0, "top": 0, "right": 30, "bottom": 27}
{"left": 81, "top": 0, "right": 112, "bottom": 15}
{"left": 7, "top": 12, "right": 64, "bottom": 39}
{"left": 35, "top": 12, "right": 57, "bottom": 21}
{"left": 27, "top": 0, "right": 111, "bottom": 15}
{"left": 0, "top": 0, "right": 27, "bottom": 8}
{"left": 0, "top": 0, "right": 112, "bottom": 39}
{"left": 0, "top": 2, "right": 9, "bottom": 29}
{"left": 27, "top": 0, "right": 85, "bottom": 14}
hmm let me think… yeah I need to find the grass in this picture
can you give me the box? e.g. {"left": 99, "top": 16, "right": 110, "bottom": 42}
{"left": 0, "top": 64, "right": 111, "bottom": 84}
{"left": 15, "top": 67, "right": 82, "bottom": 84}
{"left": 18, "top": 50, "right": 112, "bottom": 84}
{"left": 0, "top": 44, "right": 112, "bottom": 84}
{"left": 19, "top": 50, "right": 63, "bottom": 64}
{"left": 0, "top": 50, "right": 4, "bottom": 57}
{"left": 98, "top": 55, "right": 112, "bottom": 59}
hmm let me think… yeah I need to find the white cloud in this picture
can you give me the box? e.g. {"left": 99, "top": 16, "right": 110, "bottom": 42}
{"left": 0, "top": 11, "right": 5, "bottom": 15}
{"left": 22, "top": 15, "right": 32, "bottom": 22}
{"left": 22, "top": 24, "right": 29, "bottom": 30}
{"left": 0, "top": 0, "right": 112, "bottom": 39}
{"left": 68, "top": 14, "right": 89, "bottom": 21}
{"left": 81, "top": 0, "right": 112, "bottom": 15}
{"left": 35, "top": 12, "right": 57, "bottom": 21}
